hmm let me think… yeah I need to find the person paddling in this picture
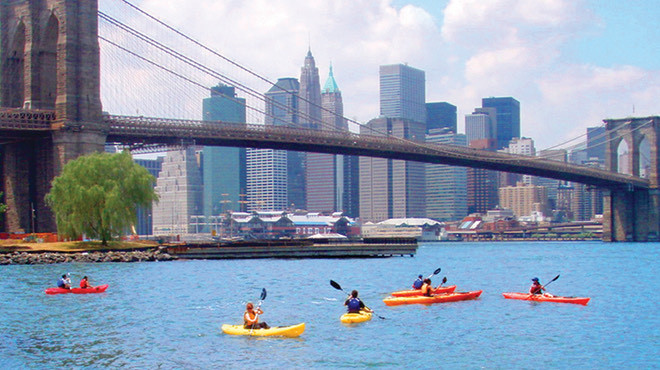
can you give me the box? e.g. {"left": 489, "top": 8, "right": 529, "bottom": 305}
{"left": 243, "top": 302, "right": 269, "bottom": 329}
{"left": 412, "top": 274, "right": 424, "bottom": 290}
{"left": 57, "top": 274, "right": 71, "bottom": 289}
{"left": 344, "top": 290, "right": 373, "bottom": 314}
{"left": 530, "top": 277, "right": 545, "bottom": 295}
{"left": 421, "top": 278, "right": 434, "bottom": 297}
{"left": 79, "top": 276, "right": 92, "bottom": 289}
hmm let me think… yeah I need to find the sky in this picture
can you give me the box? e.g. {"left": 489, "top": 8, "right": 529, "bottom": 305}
{"left": 100, "top": 0, "right": 659, "bottom": 151}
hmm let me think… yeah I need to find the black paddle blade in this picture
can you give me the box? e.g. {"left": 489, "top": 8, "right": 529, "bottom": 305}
{"left": 260, "top": 288, "right": 267, "bottom": 300}
{"left": 330, "top": 280, "right": 342, "bottom": 291}
{"left": 551, "top": 274, "right": 560, "bottom": 282}
{"left": 442, "top": 276, "right": 447, "bottom": 284}
{"left": 433, "top": 267, "right": 442, "bottom": 275}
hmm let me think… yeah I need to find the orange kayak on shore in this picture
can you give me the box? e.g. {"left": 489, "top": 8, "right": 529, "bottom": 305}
{"left": 390, "top": 285, "right": 457, "bottom": 297}
{"left": 502, "top": 292, "right": 590, "bottom": 305}
{"left": 383, "top": 290, "right": 482, "bottom": 306}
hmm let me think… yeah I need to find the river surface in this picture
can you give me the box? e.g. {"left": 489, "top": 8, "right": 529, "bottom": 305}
{"left": 1, "top": 241, "right": 658, "bottom": 369}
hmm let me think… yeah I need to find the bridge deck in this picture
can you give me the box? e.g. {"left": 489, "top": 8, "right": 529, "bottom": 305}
{"left": 0, "top": 108, "right": 649, "bottom": 190}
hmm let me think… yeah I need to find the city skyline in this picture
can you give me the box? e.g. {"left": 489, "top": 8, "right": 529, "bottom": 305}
{"left": 101, "top": 0, "right": 658, "bottom": 151}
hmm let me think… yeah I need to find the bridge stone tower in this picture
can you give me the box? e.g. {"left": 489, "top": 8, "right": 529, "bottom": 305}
{"left": 603, "top": 116, "right": 659, "bottom": 242}
{"left": 0, "top": 0, "right": 105, "bottom": 232}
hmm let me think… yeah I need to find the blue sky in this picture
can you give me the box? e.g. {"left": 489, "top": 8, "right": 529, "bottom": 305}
{"left": 100, "top": 0, "right": 659, "bottom": 150}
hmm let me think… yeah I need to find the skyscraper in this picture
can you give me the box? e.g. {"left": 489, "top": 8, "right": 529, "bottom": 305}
{"left": 307, "top": 64, "right": 349, "bottom": 213}
{"left": 425, "top": 128, "right": 467, "bottom": 221}
{"left": 202, "top": 84, "right": 246, "bottom": 225}
{"left": 152, "top": 147, "right": 203, "bottom": 234}
{"left": 482, "top": 97, "right": 520, "bottom": 149}
{"left": 465, "top": 108, "right": 498, "bottom": 214}
{"left": 359, "top": 117, "right": 425, "bottom": 222}
{"left": 134, "top": 157, "right": 163, "bottom": 235}
{"left": 247, "top": 78, "right": 299, "bottom": 211}
{"left": 299, "top": 49, "right": 322, "bottom": 130}
{"left": 379, "top": 64, "right": 426, "bottom": 123}
{"left": 426, "top": 102, "right": 457, "bottom": 133}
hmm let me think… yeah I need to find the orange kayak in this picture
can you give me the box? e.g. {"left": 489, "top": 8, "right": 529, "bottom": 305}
{"left": 502, "top": 292, "right": 590, "bottom": 305}
{"left": 390, "top": 285, "right": 457, "bottom": 297}
{"left": 383, "top": 290, "right": 482, "bottom": 306}
{"left": 45, "top": 284, "right": 109, "bottom": 295}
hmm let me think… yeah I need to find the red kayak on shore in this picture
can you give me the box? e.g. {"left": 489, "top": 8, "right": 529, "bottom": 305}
{"left": 45, "top": 284, "right": 109, "bottom": 295}
{"left": 383, "top": 290, "right": 482, "bottom": 306}
{"left": 502, "top": 292, "right": 590, "bottom": 305}
{"left": 390, "top": 285, "right": 457, "bottom": 297}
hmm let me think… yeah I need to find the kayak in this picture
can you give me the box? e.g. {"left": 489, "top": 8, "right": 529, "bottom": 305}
{"left": 221, "top": 323, "right": 305, "bottom": 337}
{"left": 390, "top": 285, "right": 457, "bottom": 297}
{"left": 383, "top": 290, "right": 482, "bottom": 306}
{"left": 340, "top": 310, "right": 373, "bottom": 323}
{"left": 502, "top": 292, "right": 590, "bottom": 305}
{"left": 45, "top": 284, "right": 109, "bottom": 295}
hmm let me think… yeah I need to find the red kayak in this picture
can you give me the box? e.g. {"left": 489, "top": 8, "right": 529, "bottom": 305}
{"left": 502, "top": 292, "right": 590, "bottom": 305}
{"left": 383, "top": 290, "right": 482, "bottom": 306}
{"left": 390, "top": 285, "right": 457, "bottom": 297}
{"left": 45, "top": 284, "right": 109, "bottom": 295}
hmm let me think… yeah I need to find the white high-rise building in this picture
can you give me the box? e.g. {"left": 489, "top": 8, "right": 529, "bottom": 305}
{"left": 246, "top": 148, "right": 287, "bottom": 211}
{"left": 152, "top": 147, "right": 203, "bottom": 234}
{"left": 504, "top": 137, "right": 536, "bottom": 185}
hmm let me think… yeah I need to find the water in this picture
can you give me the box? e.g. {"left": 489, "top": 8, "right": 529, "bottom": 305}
{"left": 1, "top": 241, "right": 658, "bottom": 369}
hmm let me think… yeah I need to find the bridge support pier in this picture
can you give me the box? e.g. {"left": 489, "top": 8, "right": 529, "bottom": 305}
{"left": 603, "top": 189, "right": 658, "bottom": 242}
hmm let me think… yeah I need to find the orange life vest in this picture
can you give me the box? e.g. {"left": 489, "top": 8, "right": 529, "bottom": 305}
{"left": 244, "top": 310, "right": 258, "bottom": 325}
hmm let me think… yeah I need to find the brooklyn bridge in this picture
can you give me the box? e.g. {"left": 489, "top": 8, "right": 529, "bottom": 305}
{"left": 0, "top": 1, "right": 658, "bottom": 241}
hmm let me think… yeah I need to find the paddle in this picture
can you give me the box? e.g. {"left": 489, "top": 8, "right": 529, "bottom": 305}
{"left": 426, "top": 267, "right": 442, "bottom": 279}
{"left": 438, "top": 276, "right": 447, "bottom": 287}
{"left": 330, "top": 280, "right": 385, "bottom": 320}
{"left": 249, "top": 288, "right": 267, "bottom": 335}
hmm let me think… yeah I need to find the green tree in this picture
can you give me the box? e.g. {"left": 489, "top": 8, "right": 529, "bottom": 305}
{"left": 46, "top": 151, "right": 159, "bottom": 245}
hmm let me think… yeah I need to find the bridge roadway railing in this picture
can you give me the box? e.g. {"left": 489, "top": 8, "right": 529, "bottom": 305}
{"left": 0, "top": 108, "right": 55, "bottom": 130}
{"left": 104, "top": 114, "right": 649, "bottom": 190}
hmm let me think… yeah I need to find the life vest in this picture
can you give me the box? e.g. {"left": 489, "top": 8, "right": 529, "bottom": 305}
{"left": 244, "top": 310, "right": 258, "bottom": 325}
{"left": 57, "top": 278, "right": 66, "bottom": 288}
{"left": 347, "top": 298, "right": 362, "bottom": 313}
{"left": 80, "top": 279, "right": 89, "bottom": 288}
{"left": 421, "top": 283, "right": 432, "bottom": 296}
{"left": 412, "top": 278, "right": 423, "bottom": 289}
{"left": 530, "top": 283, "right": 543, "bottom": 294}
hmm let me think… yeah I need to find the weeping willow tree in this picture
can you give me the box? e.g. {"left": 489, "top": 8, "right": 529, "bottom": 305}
{"left": 46, "top": 151, "right": 159, "bottom": 245}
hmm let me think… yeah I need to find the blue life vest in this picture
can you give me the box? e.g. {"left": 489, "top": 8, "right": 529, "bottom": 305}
{"left": 347, "top": 298, "right": 362, "bottom": 313}
{"left": 57, "top": 278, "right": 66, "bottom": 288}
{"left": 413, "top": 278, "right": 423, "bottom": 289}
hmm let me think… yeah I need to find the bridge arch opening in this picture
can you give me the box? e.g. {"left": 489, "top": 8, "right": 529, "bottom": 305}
{"left": 5, "top": 22, "right": 26, "bottom": 108}
{"left": 38, "top": 14, "right": 59, "bottom": 110}
{"left": 616, "top": 139, "right": 631, "bottom": 175}
{"left": 638, "top": 135, "right": 651, "bottom": 179}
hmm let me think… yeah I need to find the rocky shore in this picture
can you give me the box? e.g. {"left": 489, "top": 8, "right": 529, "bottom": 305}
{"left": 0, "top": 247, "right": 177, "bottom": 265}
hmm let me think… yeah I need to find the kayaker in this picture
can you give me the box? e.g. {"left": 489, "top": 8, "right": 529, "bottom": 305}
{"left": 80, "top": 276, "right": 92, "bottom": 289}
{"left": 243, "top": 302, "right": 269, "bottom": 329}
{"left": 344, "top": 290, "right": 373, "bottom": 313}
{"left": 412, "top": 274, "right": 424, "bottom": 290}
{"left": 421, "top": 278, "right": 433, "bottom": 297}
{"left": 57, "top": 274, "right": 71, "bottom": 289}
{"left": 530, "top": 277, "right": 545, "bottom": 295}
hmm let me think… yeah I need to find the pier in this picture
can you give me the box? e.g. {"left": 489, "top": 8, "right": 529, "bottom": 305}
{"left": 165, "top": 237, "right": 418, "bottom": 259}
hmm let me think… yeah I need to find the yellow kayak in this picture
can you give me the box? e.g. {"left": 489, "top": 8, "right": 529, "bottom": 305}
{"left": 340, "top": 310, "right": 372, "bottom": 324}
{"left": 221, "top": 323, "right": 305, "bottom": 337}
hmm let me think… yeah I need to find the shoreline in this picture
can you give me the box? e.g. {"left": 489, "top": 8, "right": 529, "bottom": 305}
{"left": 0, "top": 246, "right": 177, "bottom": 265}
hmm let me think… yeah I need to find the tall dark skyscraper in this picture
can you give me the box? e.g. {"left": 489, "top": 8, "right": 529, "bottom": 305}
{"left": 587, "top": 126, "right": 606, "bottom": 161}
{"left": 482, "top": 97, "right": 520, "bottom": 149}
{"left": 426, "top": 102, "right": 457, "bottom": 133}
{"left": 465, "top": 108, "right": 499, "bottom": 214}
{"left": 379, "top": 64, "right": 426, "bottom": 123}
{"left": 202, "top": 84, "right": 246, "bottom": 223}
